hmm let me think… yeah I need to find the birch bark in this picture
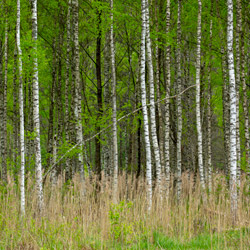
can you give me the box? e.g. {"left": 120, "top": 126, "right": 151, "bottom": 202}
{"left": 196, "top": 0, "right": 205, "bottom": 190}
{"left": 164, "top": 0, "right": 171, "bottom": 198}
{"left": 31, "top": 0, "right": 44, "bottom": 213}
{"left": 72, "top": 0, "right": 85, "bottom": 193}
{"left": 110, "top": 0, "right": 119, "bottom": 202}
{"left": 176, "top": 0, "right": 182, "bottom": 200}
{"left": 235, "top": 0, "right": 241, "bottom": 186}
{"left": 17, "top": 0, "right": 25, "bottom": 216}
{"left": 227, "top": 0, "right": 238, "bottom": 219}
{"left": 145, "top": 0, "right": 162, "bottom": 192}
{"left": 140, "top": 0, "right": 152, "bottom": 210}
{"left": 1, "top": 19, "right": 8, "bottom": 183}
{"left": 240, "top": 5, "right": 250, "bottom": 172}
{"left": 207, "top": 19, "right": 212, "bottom": 192}
{"left": 65, "top": 0, "right": 72, "bottom": 183}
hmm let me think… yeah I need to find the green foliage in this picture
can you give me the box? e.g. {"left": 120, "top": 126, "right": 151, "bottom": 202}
{"left": 109, "top": 200, "right": 136, "bottom": 244}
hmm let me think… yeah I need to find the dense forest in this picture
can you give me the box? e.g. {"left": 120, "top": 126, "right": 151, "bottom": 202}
{"left": 0, "top": 0, "right": 250, "bottom": 248}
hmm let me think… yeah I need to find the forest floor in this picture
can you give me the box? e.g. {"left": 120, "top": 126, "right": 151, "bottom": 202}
{"left": 0, "top": 173, "right": 250, "bottom": 249}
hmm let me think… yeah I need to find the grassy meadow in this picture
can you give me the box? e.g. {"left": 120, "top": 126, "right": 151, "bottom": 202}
{"left": 0, "top": 173, "right": 250, "bottom": 249}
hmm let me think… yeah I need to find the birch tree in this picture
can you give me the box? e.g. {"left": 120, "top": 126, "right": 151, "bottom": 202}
{"left": 31, "top": 0, "right": 44, "bottom": 213}
{"left": 207, "top": 18, "right": 213, "bottom": 191}
{"left": 110, "top": 0, "right": 119, "bottom": 202}
{"left": 239, "top": 0, "right": 250, "bottom": 171}
{"left": 176, "top": 0, "right": 182, "bottom": 200}
{"left": 145, "top": 0, "right": 162, "bottom": 192}
{"left": 72, "top": 0, "right": 85, "bottom": 193}
{"left": 227, "top": 0, "right": 238, "bottom": 219}
{"left": 195, "top": 0, "right": 205, "bottom": 190}
{"left": 140, "top": 0, "right": 152, "bottom": 210}
{"left": 235, "top": 0, "right": 241, "bottom": 186}
{"left": 164, "top": 0, "right": 171, "bottom": 198}
{"left": 65, "top": 0, "right": 72, "bottom": 183}
{"left": 1, "top": 16, "right": 8, "bottom": 183}
{"left": 17, "top": 0, "right": 25, "bottom": 216}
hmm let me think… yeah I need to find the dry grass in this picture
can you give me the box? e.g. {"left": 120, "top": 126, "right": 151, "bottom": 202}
{"left": 0, "top": 172, "right": 250, "bottom": 249}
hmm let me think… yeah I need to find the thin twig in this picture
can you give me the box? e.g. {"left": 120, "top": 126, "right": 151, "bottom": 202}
{"left": 43, "top": 84, "right": 195, "bottom": 182}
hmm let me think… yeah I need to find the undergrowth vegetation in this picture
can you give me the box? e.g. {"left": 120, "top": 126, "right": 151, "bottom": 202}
{"left": 0, "top": 173, "right": 250, "bottom": 249}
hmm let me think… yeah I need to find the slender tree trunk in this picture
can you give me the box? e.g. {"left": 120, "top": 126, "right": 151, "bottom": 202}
{"left": 164, "top": 0, "right": 171, "bottom": 199}
{"left": 13, "top": 48, "right": 18, "bottom": 181}
{"left": 221, "top": 46, "right": 230, "bottom": 176}
{"left": 176, "top": 0, "right": 182, "bottom": 200}
{"left": 31, "top": 0, "right": 44, "bottom": 213}
{"left": 235, "top": 0, "right": 241, "bottom": 186}
{"left": 17, "top": 0, "right": 25, "bottom": 216}
{"left": 1, "top": 19, "right": 8, "bottom": 183}
{"left": 72, "top": 0, "right": 85, "bottom": 193}
{"left": 110, "top": 0, "right": 119, "bottom": 202}
{"left": 145, "top": 0, "right": 162, "bottom": 193}
{"left": 95, "top": 5, "right": 103, "bottom": 189}
{"left": 103, "top": 30, "right": 111, "bottom": 181}
{"left": 0, "top": 39, "right": 3, "bottom": 181}
{"left": 65, "top": 0, "right": 72, "bottom": 183}
{"left": 240, "top": 3, "right": 250, "bottom": 172}
{"left": 196, "top": 0, "right": 205, "bottom": 190}
{"left": 207, "top": 19, "right": 212, "bottom": 192}
{"left": 227, "top": 0, "right": 238, "bottom": 221}
{"left": 140, "top": 0, "right": 152, "bottom": 210}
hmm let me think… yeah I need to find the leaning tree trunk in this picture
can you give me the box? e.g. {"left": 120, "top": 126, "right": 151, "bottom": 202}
{"left": 195, "top": 0, "right": 205, "bottom": 190}
{"left": 140, "top": 0, "right": 152, "bottom": 211}
{"left": 145, "top": 0, "right": 162, "bottom": 193}
{"left": 110, "top": 0, "right": 119, "bottom": 202}
{"left": 227, "top": 0, "right": 238, "bottom": 221}
{"left": 17, "top": 0, "right": 26, "bottom": 216}
{"left": 176, "top": 0, "right": 182, "bottom": 201}
{"left": 31, "top": 0, "right": 44, "bottom": 214}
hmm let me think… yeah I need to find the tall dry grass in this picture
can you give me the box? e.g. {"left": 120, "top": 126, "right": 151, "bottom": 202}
{"left": 0, "top": 172, "right": 250, "bottom": 249}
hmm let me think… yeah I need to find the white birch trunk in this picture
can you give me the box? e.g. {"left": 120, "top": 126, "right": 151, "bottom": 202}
{"left": 240, "top": 5, "right": 250, "bottom": 172}
{"left": 227, "top": 0, "right": 238, "bottom": 219}
{"left": 72, "top": 0, "right": 85, "bottom": 194}
{"left": 176, "top": 0, "right": 182, "bottom": 200}
{"left": 140, "top": 0, "right": 152, "bottom": 211}
{"left": 235, "top": 0, "right": 242, "bottom": 186}
{"left": 65, "top": 0, "right": 72, "bottom": 183}
{"left": 31, "top": 0, "right": 44, "bottom": 213}
{"left": 17, "top": 0, "right": 25, "bottom": 216}
{"left": 164, "top": 0, "right": 171, "bottom": 199}
{"left": 196, "top": 0, "right": 205, "bottom": 190}
{"left": 145, "top": 0, "right": 162, "bottom": 192}
{"left": 1, "top": 19, "right": 8, "bottom": 183}
{"left": 207, "top": 19, "right": 212, "bottom": 192}
{"left": 110, "top": 0, "right": 119, "bottom": 202}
